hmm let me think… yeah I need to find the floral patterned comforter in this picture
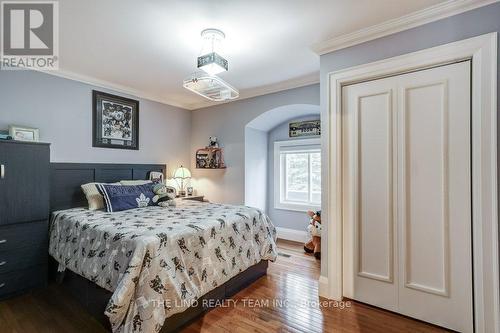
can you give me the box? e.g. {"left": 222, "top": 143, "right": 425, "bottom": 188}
{"left": 49, "top": 200, "right": 278, "bottom": 333}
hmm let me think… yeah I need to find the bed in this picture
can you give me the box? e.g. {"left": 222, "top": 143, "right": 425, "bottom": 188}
{"left": 48, "top": 163, "right": 277, "bottom": 333}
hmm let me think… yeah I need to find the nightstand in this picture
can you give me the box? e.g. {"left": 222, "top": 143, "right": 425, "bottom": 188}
{"left": 180, "top": 195, "right": 205, "bottom": 202}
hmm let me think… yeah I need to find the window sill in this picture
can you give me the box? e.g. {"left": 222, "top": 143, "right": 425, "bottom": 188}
{"left": 274, "top": 202, "right": 321, "bottom": 213}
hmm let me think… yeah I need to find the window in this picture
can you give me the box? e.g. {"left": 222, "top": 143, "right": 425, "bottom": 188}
{"left": 274, "top": 138, "right": 321, "bottom": 211}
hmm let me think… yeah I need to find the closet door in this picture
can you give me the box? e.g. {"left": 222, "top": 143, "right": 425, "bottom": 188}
{"left": 396, "top": 61, "right": 472, "bottom": 332}
{"left": 342, "top": 61, "right": 473, "bottom": 333}
{"left": 342, "top": 77, "right": 398, "bottom": 311}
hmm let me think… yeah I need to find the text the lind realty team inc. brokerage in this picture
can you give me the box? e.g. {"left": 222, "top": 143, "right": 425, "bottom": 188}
{"left": 149, "top": 298, "right": 352, "bottom": 310}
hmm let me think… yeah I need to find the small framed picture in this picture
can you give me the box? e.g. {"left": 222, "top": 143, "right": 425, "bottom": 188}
{"left": 9, "top": 125, "right": 40, "bottom": 142}
{"left": 93, "top": 90, "right": 139, "bottom": 150}
{"left": 289, "top": 120, "right": 321, "bottom": 138}
{"left": 187, "top": 186, "right": 194, "bottom": 196}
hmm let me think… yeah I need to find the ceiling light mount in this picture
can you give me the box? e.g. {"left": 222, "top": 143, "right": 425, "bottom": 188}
{"left": 200, "top": 28, "right": 225, "bottom": 40}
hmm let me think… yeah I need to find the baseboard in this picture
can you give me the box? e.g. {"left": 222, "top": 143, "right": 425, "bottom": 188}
{"left": 276, "top": 227, "right": 308, "bottom": 243}
{"left": 318, "top": 275, "right": 329, "bottom": 298}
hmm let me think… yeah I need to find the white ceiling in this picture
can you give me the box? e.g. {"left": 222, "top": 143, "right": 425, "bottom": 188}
{"left": 57, "top": 0, "right": 447, "bottom": 110}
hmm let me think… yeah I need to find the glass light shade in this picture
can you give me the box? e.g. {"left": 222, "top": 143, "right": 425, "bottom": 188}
{"left": 198, "top": 29, "right": 228, "bottom": 75}
{"left": 198, "top": 52, "right": 228, "bottom": 75}
{"left": 173, "top": 166, "right": 191, "bottom": 179}
{"left": 199, "top": 29, "right": 225, "bottom": 56}
{"left": 198, "top": 61, "right": 226, "bottom": 75}
{"left": 183, "top": 72, "right": 239, "bottom": 101}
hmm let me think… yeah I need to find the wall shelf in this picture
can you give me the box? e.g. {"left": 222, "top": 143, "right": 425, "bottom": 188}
{"left": 196, "top": 147, "right": 226, "bottom": 169}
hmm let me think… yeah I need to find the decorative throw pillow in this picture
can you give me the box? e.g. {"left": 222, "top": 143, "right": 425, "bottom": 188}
{"left": 97, "top": 183, "right": 156, "bottom": 212}
{"left": 81, "top": 182, "right": 117, "bottom": 210}
{"left": 119, "top": 180, "right": 152, "bottom": 186}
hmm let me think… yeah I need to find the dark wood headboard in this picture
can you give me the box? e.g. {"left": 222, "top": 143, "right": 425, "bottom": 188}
{"left": 50, "top": 163, "right": 166, "bottom": 211}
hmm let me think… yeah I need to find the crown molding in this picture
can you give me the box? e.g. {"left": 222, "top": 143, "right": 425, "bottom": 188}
{"left": 187, "top": 72, "right": 320, "bottom": 110}
{"left": 35, "top": 68, "right": 319, "bottom": 111}
{"left": 34, "top": 68, "right": 190, "bottom": 110}
{"left": 312, "top": 0, "right": 499, "bottom": 55}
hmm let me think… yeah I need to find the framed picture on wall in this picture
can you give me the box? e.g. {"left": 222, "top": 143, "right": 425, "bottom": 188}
{"left": 92, "top": 90, "right": 139, "bottom": 150}
{"left": 289, "top": 120, "right": 321, "bottom": 138}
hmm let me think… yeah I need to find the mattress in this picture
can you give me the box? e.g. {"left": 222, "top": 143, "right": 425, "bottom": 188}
{"left": 49, "top": 200, "right": 278, "bottom": 333}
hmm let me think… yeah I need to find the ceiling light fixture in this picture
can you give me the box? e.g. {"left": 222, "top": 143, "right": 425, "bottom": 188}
{"left": 197, "top": 28, "right": 228, "bottom": 76}
{"left": 183, "top": 28, "right": 239, "bottom": 102}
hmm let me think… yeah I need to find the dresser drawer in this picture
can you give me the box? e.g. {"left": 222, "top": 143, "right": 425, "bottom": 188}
{"left": 0, "top": 265, "right": 46, "bottom": 299}
{"left": 0, "top": 220, "right": 48, "bottom": 252}
{"left": 0, "top": 243, "right": 47, "bottom": 274}
{"left": 0, "top": 221, "right": 48, "bottom": 273}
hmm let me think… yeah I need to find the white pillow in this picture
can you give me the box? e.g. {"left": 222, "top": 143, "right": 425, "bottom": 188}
{"left": 81, "top": 182, "right": 117, "bottom": 210}
{"left": 119, "top": 180, "right": 152, "bottom": 186}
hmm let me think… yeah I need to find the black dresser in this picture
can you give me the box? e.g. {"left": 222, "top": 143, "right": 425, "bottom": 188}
{"left": 0, "top": 140, "right": 50, "bottom": 300}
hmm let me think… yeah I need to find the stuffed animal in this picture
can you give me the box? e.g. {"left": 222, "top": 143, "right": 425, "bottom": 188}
{"left": 152, "top": 183, "right": 176, "bottom": 207}
{"left": 304, "top": 210, "right": 321, "bottom": 260}
{"left": 208, "top": 136, "right": 219, "bottom": 148}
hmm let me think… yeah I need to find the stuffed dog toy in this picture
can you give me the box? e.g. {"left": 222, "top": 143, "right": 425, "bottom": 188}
{"left": 304, "top": 210, "right": 321, "bottom": 259}
{"left": 152, "top": 183, "right": 176, "bottom": 207}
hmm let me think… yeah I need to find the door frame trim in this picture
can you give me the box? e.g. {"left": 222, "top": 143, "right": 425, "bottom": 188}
{"left": 322, "top": 32, "right": 498, "bottom": 333}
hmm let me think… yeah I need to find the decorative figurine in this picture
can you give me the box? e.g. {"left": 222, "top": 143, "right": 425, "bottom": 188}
{"left": 208, "top": 136, "right": 219, "bottom": 148}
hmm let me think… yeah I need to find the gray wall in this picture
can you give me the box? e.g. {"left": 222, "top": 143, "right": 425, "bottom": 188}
{"left": 319, "top": 2, "right": 500, "bottom": 276}
{"left": 267, "top": 116, "right": 320, "bottom": 231}
{"left": 0, "top": 70, "right": 191, "bottom": 173}
{"left": 190, "top": 84, "right": 320, "bottom": 204}
{"left": 244, "top": 127, "right": 268, "bottom": 211}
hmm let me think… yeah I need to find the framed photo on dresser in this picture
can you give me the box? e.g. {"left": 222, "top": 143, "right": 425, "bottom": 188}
{"left": 92, "top": 90, "right": 139, "bottom": 150}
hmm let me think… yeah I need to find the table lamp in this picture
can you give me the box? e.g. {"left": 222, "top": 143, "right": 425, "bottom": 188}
{"left": 173, "top": 165, "right": 191, "bottom": 197}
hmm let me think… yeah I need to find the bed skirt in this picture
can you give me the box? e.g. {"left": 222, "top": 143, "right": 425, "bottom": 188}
{"left": 50, "top": 257, "right": 268, "bottom": 332}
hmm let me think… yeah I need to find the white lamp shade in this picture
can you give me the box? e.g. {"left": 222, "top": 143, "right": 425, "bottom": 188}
{"left": 173, "top": 166, "right": 191, "bottom": 179}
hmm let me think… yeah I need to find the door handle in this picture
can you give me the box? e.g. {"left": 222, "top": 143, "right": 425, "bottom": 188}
{"left": 0, "top": 283, "right": 5, "bottom": 288}
{"left": 0, "top": 261, "right": 6, "bottom": 266}
{"left": 0, "top": 164, "right": 4, "bottom": 179}
{"left": 0, "top": 240, "right": 6, "bottom": 244}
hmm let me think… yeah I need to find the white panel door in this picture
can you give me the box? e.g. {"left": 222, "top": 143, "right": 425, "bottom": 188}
{"left": 342, "top": 79, "right": 398, "bottom": 312}
{"left": 396, "top": 62, "right": 472, "bottom": 332}
{"left": 342, "top": 61, "right": 473, "bottom": 332}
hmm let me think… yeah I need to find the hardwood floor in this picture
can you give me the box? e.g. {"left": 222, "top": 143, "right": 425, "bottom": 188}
{"left": 0, "top": 239, "right": 450, "bottom": 333}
